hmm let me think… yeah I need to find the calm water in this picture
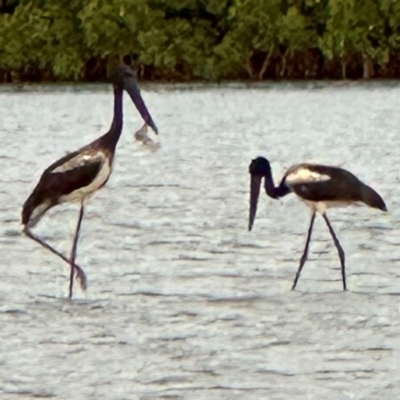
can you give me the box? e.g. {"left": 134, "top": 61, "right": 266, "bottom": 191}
{"left": 0, "top": 82, "right": 400, "bottom": 399}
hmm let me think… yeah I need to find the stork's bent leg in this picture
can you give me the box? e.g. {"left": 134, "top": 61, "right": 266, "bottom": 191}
{"left": 23, "top": 227, "right": 87, "bottom": 293}
{"left": 69, "top": 202, "right": 85, "bottom": 299}
{"left": 292, "top": 211, "right": 316, "bottom": 290}
{"left": 322, "top": 213, "right": 347, "bottom": 291}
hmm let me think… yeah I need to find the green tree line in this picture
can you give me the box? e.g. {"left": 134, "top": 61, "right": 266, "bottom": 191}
{"left": 1, "top": 0, "right": 400, "bottom": 82}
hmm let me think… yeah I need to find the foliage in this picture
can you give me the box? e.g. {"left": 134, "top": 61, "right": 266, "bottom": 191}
{"left": 1, "top": 0, "right": 400, "bottom": 81}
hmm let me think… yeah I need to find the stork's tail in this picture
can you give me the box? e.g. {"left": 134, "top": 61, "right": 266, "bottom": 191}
{"left": 361, "top": 183, "right": 387, "bottom": 212}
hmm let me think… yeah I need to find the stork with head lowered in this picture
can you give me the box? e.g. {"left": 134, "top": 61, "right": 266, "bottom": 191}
{"left": 248, "top": 156, "right": 387, "bottom": 291}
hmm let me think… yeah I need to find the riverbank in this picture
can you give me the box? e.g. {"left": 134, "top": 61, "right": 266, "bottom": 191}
{"left": 2, "top": 52, "right": 400, "bottom": 84}
{"left": 2, "top": 0, "right": 400, "bottom": 83}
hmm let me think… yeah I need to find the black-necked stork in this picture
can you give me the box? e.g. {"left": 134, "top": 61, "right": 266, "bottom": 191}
{"left": 248, "top": 156, "right": 387, "bottom": 291}
{"left": 22, "top": 63, "right": 158, "bottom": 298}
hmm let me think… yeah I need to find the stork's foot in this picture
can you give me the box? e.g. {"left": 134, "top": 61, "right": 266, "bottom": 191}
{"left": 74, "top": 265, "right": 87, "bottom": 292}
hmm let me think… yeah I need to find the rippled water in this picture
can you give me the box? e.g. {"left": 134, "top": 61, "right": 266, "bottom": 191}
{"left": 1, "top": 82, "right": 400, "bottom": 399}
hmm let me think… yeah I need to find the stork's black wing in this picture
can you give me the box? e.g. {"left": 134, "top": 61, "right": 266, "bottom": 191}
{"left": 288, "top": 165, "right": 361, "bottom": 203}
{"left": 22, "top": 153, "right": 104, "bottom": 225}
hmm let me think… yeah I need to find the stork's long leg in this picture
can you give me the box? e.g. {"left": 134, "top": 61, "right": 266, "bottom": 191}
{"left": 23, "top": 227, "right": 87, "bottom": 293}
{"left": 322, "top": 213, "right": 347, "bottom": 291}
{"left": 292, "top": 211, "right": 316, "bottom": 290}
{"left": 69, "top": 202, "right": 85, "bottom": 299}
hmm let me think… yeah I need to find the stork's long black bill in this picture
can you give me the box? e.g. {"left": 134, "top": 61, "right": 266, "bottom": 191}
{"left": 249, "top": 175, "right": 262, "bottom": 231}
{"left": 125, "top": 80, "right": 158, "bottom": 135}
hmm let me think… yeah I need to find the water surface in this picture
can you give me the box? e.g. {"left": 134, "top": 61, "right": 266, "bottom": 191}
{"left": 0, "top": 82, "right": 400, "bottom": 399}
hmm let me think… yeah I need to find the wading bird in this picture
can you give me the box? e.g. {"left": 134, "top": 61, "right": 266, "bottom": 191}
{"left": 248, "top": 156, "right": 387, "bottom": 291}
{"left": 22, "top": 63, "right": 158, "bottom": 298}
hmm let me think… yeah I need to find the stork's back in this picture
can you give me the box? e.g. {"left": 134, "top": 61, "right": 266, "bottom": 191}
{"left": 283, "top": 164, "right": 387, "bottom": 212}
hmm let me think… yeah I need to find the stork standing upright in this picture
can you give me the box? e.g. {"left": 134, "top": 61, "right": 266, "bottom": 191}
{"left": 248, "top": 156, "right": 387, "bottom": 291}
{"left": 22, "top": 63, "right": 158, "bottom": 298}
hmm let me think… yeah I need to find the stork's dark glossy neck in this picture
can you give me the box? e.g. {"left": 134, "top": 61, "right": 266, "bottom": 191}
{"left": 101, "top": 87, "right": 123, "bottom": 151}
{"left": 263, "top": 169, "right": 290, "bottom": 199}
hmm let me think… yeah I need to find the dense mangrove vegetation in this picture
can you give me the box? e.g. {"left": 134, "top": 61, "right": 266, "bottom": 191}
{"left": 1, "top": 0, "right": 400, "bottom": 82}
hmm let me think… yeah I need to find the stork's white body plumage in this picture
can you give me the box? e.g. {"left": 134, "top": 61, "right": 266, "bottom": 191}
{"left": 283, "top": 164, "right": 357, "bottom": 213}
{"left": 56, "top": 152, "right": 112, "bottom": 204}
{"left": 284, "top": 165, "right": 331, "bottom": 185}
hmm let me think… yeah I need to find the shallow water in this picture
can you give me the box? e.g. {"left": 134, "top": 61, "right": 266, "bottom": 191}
{"left": 1, "top": 82, "right": 400, "bottom": 399}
